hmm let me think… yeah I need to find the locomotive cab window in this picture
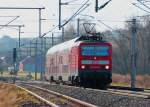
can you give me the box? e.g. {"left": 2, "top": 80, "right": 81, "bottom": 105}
{"left": 81, "top": 45, "right": 109, "bottom": 56}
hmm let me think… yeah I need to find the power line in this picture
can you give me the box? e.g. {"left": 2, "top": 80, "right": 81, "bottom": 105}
{"left": 41, "top": 25, "right": 59, "bottom": 37}
{"left": 59, "top": 0, "right": 90, "bottom": 29}
{"left": 137, "top": 0, "right": 150, "bottom": 10}
{"left": 82, "top": 15, "right": 115, "bottom": 31}
{"left": 0, "top": 16, "right": 19, "bottom": 17}
{"left": 0, "top": 16, "right": 20, "bottom": 30}
{"left": 132, "top": 3, "right": 150, "bottom": 13}
{"left": 0, "top": 7, "right": 45, "bottom": 10}
{"left": 65, "top": 3, "right": 90, "bottom": 6}
{"left": 6, "top": 26, "right": 19, "bottom": 30}
{"left": 139, "top": 0, "right": 150, "bottom": 3}
{"left": 97, "top": 20, "right": 114, "bottom": 31}
{"left": 95, "top": 0, "right": 112, "bottom": 12}
{"left": 61, "top": 1, "right": 90, "bottom": 27}
{"left": 42, "top": 0, "right": 90, "bottom": 37}
{"left": 66, "top": 0, "right": 80, "bottom": 4}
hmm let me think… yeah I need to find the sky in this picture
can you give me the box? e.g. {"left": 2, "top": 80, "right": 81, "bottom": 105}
{"left": 0, "top": 0, "right": 147, "bottom": 38}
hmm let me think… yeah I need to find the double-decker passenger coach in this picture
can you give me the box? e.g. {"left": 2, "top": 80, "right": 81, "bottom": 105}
{"left": 45, "top": 36, "right": 112, "bottom": 88}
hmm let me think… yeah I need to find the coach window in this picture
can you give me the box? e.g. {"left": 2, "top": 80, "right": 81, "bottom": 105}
{"left": 59, "top": 56, "right": 63, "bottom": 64}
{"left": 50, "top": 59, "right": 54, "bottom": 65}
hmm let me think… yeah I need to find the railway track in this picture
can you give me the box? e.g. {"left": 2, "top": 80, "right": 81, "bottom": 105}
{"left": 17, "top": 83, "right": 97, "bottom": 107}
{"left": 19, "top": 80, "right": 150, "bottom": 107}
{"left": 15, "top": 84, "right": 59, "bottom": 107}
{"left": 1, "top": 77, "right": 150, "bottom": 107}
{"left": 22, "top": 80, "right": 150, "bottom": 99}
{"left": 107, "top": 88, "right": 150, "bottom": 99}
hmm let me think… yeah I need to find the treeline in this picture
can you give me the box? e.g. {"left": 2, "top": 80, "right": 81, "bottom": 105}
{"left": 111, "top": 17, "right": 150, "bottom": 75}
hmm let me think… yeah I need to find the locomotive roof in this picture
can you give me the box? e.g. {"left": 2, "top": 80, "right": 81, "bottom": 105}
{"left": 46, "top": 36, "right": 107, "bottom": 55}
{"left": 47, "top": 37, "right": 80, "bottom": 55}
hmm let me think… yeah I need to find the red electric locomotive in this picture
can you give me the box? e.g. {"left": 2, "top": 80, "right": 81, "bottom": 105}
{"left": 45, "top": 36, "right": 112, "bottom": 88}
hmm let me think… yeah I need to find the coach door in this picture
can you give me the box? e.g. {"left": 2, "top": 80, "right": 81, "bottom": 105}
{"left": 70, "top": 47, "right": 78, "bottom": 76}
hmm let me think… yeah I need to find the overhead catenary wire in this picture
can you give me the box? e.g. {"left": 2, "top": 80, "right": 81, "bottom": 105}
{"left": 0, "top": 16, "right": 20, "bottom": 30}
{"left": 64, "top": 3, "right": 90, "bottom": 6}
{"left": 61, "top": 4, "right": 90, "bottom": 27}
{"left": 137, "top": 0, "right": 150, "bottom": 10}
{"left": 132, "top": 3, "right": 150, "bottom": 13}
{"left": 139, "top": 0, "right": 150, "bottom": 3}
{"left": 73, "top": 15, "right": 150, "bottom": 23}
{"left": 41, "top": 25, "right": 59, "bottom": 37}
{"left": 97, "top": 20, "right": 115, "bottom": 31}
{"left": 0, "top": 16, "right": 19, "bottom": 17}
{"left": 42, "top": 0, "right": 90, "bottom": 37}
{"left": 60, "top": 0, "right": 90, "bottom": 28}
{"left": 65, "top": 0, "right": 81, "bottom": 4}
{"left": 0, "top": 26, "right": 19, "bottom": 30}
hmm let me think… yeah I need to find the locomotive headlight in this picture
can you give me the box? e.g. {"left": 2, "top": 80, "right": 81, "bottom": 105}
{"left": 105, "top": 65, "right": 110, "bottom": 70}
{"left": 81, "top": 65, "right": 85, "bottom": 69}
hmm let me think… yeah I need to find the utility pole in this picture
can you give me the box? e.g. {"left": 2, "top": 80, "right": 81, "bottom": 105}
{"left": 95, "top": 0, "right": 99, "bottom": 12}
{"left": 39, "top": 8, "right": 44, "bottom": 80}
{"left": 29, "top": 41, "right": 32, "bottom": 56}
{"left": 18, "top": 26, "right": 21, "bottom": 48}
{"left": 77, "top": 18, "right": 80, "bottom": 37}
{"left": 59, "top": 0, "right": 62, "bottom": 30}
{"left": 62, "top": 27, "right": 64, "bottom": 42}
{"left": 95, "top": 0, "right": 112, "bottom": 13}
{"left": 29, "top": 41, "right": 32, "bottom": 76}
{"left": 35, "top": 39, "right": 38, "bottom": 80}
{"left": 13, "top": 48, "right": 17, "bottom": 83}
{"left": 18, "top": 26, "right": 21, "bottom": 63}
{"left": 44, "top": 37, "right": 47, "bottom": 56}
{"left": 43, "top": 37, "right": 46, "bottom": 79}
{"left": 39, "top": 9, "right": 42, "bottom": 37}
{"left": 39, "top": 8, "right": 42, "bottom": 71}
{"left": 131, "top": 18, "right": 137, "bottom": 89}
{"left": 52, "top": 33, "right": 54, "bottom": 46}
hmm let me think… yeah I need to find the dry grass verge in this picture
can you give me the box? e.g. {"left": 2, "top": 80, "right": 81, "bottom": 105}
{"left": 0, "top": 83, "right": 41, "bottom": 107}
{"left": 112, "top": 73, "right": 150, "bottom": 88}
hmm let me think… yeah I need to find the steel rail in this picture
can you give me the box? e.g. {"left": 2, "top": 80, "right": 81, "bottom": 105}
{"left": 107, "top": 89, "right": 150, "bottom": 99}
{"left": 19, "top": 83, "right": 98, "bottom": 107}
{"left": 24, "top": 81, "right": 150, "bottom": 99}
{"left": 15, "top": 84, "right": 59, "bottom": 107}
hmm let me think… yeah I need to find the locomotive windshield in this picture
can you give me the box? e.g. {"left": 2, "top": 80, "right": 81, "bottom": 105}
{"left": 81, "top": 45, "right": 109, "bottom": 56}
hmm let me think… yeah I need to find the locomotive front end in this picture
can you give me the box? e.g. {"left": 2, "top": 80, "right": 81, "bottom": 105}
{"left": 78, "top": 42, "right": 112, "bottom": 88}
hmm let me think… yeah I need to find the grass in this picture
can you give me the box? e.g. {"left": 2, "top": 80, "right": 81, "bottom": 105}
{"left": 112, "top": 73, "right": 150, "bottom": 88}
{"left": 0, "top": 83, "right": 41, "bottom": 107}
{"left": 0, "top": 71, "right": 41, "bottom": 80}
{"left": 17, "top": 71, "right": 41, "bottom": 80}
